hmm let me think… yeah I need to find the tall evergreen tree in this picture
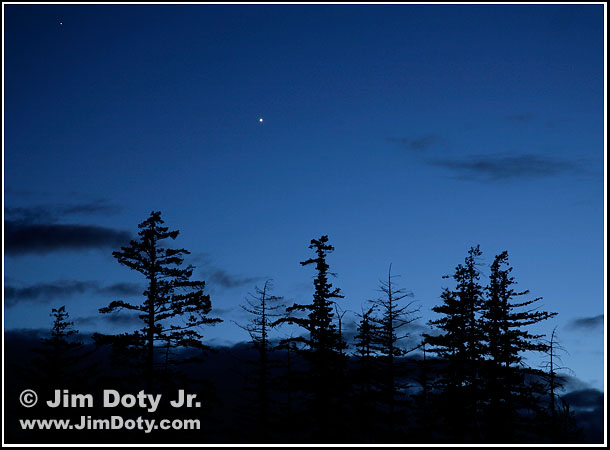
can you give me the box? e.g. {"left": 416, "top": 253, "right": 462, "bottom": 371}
{"left": 32, "top": 306, "right": 87, "bottom": 388}
{"left": 354, "top": 306, "right": 377, "bottom": 392}
{"left": 24, "top": 305, "right": 98, "bottom": 432}
{"left": 276, "top": 235, "right": 344, "bottom": 440}
{"left": 95, "top": 211, "right": 221, "bottom": 389}
{"left": 481, "top": 251, "right": 557, "bottom": 441}
{"left": 424, "top": 245, "right": 485, "bottom": 441}
{"left": 353, "top": 305, "right": 379, "bottom": 442}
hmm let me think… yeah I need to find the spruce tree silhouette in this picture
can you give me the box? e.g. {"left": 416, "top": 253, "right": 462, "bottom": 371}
{"left": 481, "top": 251, "right": 557, "bottom": 442}
{"left": 31, "top": 306, "right": 90, "bottom": 391}
{"left": 275, "top": 235, "right": 344, "bottom": 441}
{"left": 424, "top": 245, "right": 485, "bottom": 441}
{"left": 94, "top": 211, "right": 221, "bottom": 391}
{"left": 353, "top": 305, "right": 379, "bottom": 442}
{"left": 11, "top": 306, "right": 98, "bottom": 443}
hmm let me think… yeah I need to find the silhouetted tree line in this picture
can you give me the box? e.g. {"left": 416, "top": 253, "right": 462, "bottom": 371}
{"left": 6, "top": 211, "right": 589, "bottom": 444}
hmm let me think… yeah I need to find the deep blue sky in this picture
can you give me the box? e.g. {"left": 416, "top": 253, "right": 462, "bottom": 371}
{"left": 3, "top": 4, "right": 605, "bottom": 391}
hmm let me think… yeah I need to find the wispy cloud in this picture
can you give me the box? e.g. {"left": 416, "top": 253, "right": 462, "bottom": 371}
{"left": 211, "top": 306, "right": 237, "bottom": 316}
{"left": 5, "top": 281, "right": 95, "bottom": 307}
{"left": 5, "top": 200, "right": 122, "bottom": 224}
{"left": 427, "top": 154, "right": 582, "bottom": 182}
{"left": 205, "top": 269, "right": 262, "bottom": 289}
{"left": 387, "top": 134, "right": 438, "bottom": 152}
{"left": 385, "top": 126, "right": 590, "bottom": 184}
{"left": 5, "top": 281, "right": 142, "bottom": 307}
{"left": 567, "top": 314, "right": 604, "bottom": 331}
{"left": 196, "top": 254, "right": 264, "bottom": 290}
{"left": 76, "top": 312, "right": 142, "bottom": 327}
{"left": 4, "top": 221, "right": 132, "bottom": 256}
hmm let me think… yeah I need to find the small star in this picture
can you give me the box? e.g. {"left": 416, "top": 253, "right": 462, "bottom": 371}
{"left": 59, "top": 22, "right": 63, "bottom": 26}
{"left": 259, "top": 118, "right": 264, "bottom": 123}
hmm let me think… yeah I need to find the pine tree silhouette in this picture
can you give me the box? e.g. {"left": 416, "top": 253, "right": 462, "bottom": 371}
{"left": 424, "top": 245, "right": 485, "bottom": 441}
{"left": 353, "top": 305, "right": 379, "bottom": 442}
{"left": 94, "top": 211, "right": 221, "bottom": 390}
{"left": 481, "top": 251, "right": 557, "bottom": 442}
{"left": 275, "top": 235, "right": 345, "bottom": 441}
{"left": 32, "top": 306, "right": 90, "bottom": 391}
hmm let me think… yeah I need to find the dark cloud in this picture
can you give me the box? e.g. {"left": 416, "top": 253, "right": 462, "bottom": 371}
{"left": 211, "top": 306, "right": 237, "bottom": 316}
{"left": 387, "top": 134, "right": 437, "bottom": 152}
{"left": 427, "top": 154, "right": 581, "bottom": 181}
{"left": 206, "top": 269, "right": 262, "bottom": 289}
{"left": 4, "top": 328, "right": 48, "bottom": 342}
{"left": 4, "top": 280, "right": 142, "bottom": 307}
{"left": 5, "top": 200, "right": 122, "bottom": 224}
{"left": 567, "top": 314, "right": 604, "bottom": 331}
{"left": 4, "top": 220, "right": 132, "bottom": 255}
{"left": 562, "top": 388, "right": 604, "bottom": 410}
{"left": 559, "top": 374, "right": 594, "bottom": 393}
{"left": 76, "top": 312, "right": 142, "bottom": 327}
{"left": 4, "top": 281, "right": 96, "bottom": 307}
{"left": 561, "top": 388, "right": 604, "bottom": 443}
{"left": 194, "top": 254, "right": 264, "bottom": 291}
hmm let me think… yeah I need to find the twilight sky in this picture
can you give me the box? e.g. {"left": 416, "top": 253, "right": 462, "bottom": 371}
{"left": 3, "top": 4, "right": 605, "bottom": 391}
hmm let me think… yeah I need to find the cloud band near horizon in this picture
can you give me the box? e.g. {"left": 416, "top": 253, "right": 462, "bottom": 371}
{"left": 4, "top": 221, "right": 132, "bottom": 255}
